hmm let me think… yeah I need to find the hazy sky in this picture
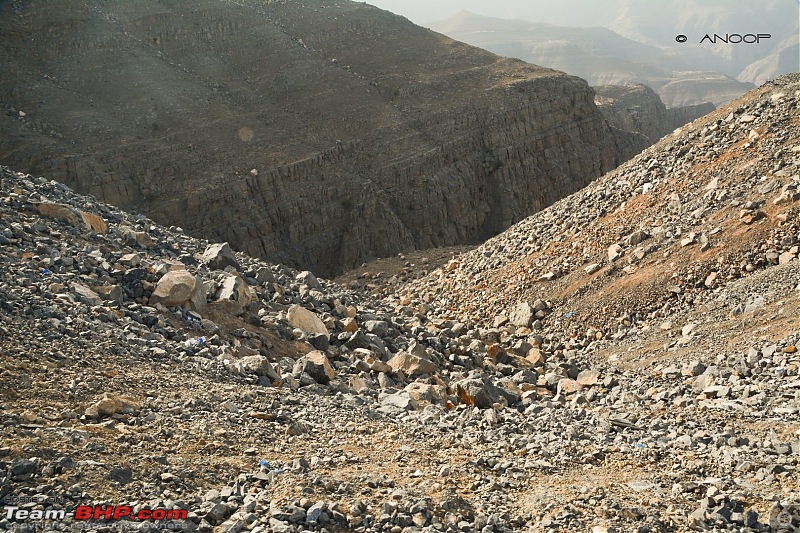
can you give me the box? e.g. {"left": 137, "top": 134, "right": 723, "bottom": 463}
{"left": 363, "top": 0, "right": 531, "bottom": 24}
{"left": 363, "top": 0, "right": 800, "bottom": 32}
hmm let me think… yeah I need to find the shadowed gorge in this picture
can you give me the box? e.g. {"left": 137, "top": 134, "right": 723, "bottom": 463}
{"left": 0, "top": 0, "right": 633, "bottom": 276}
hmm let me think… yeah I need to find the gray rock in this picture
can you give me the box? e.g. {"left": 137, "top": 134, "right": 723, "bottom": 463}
{"left": 454, "top": 375, "right": 516, "bottom": 408}
{"left": 206, "top": 502, "right": 233, "bottom": 525}
{"left": 296, "top": 270, "right": 321, "bottom": 289}
{"left": 508, "top": 302, "right": 534, "bottom": 327}
{"left": 71, "top": 283, "right": 102, "bottom": 306}
{"left": 150, "top": 270, "right": 206, "bottom": 309}
{"left": 293, "top": 351, "right": 336, "bottom": 384}
{"left": 11, "top": 458, "right": 36, "bottom": 478}
{"left": 388, "top": 351, "right": 437, "bottom": 378}
{"left": 306, "top": 501, "right": 326, "bottom": 524}
{"left": 608, "top": 244, "right": 623, "bottom": 262}
{"left": 214, "top": 274, "right": 251, "bottom": 315}
{"left": 109, "top": 467, "right": 133, "bottom": 485}
{"left": 269, "top": 518, "right": 291, "bottom": 533}
{"left": 364, "top": 320, "right": 390, "bottom": 337}
{"left": 240, "top": 355, "right": 280, "bottom": 382}
{"left": 202, "top": 242, "right": 240, "bottom": 271}
{"left": 380, "top": 393, "right": 418, "bottom": 411}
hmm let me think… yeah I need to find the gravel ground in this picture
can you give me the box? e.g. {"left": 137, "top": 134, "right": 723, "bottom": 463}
{"left": 1, "top": 73, "right": 799, "bottom": 533}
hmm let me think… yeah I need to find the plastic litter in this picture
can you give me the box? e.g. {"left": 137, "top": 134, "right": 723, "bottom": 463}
{"left": 184, "top": 336, "right": 205, "bottom": 348}
{"left": 259, "top": 459, "right": 282, "bottom": 474}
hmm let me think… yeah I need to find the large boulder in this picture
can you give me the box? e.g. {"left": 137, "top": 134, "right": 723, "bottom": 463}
{"left": 202, "top": 242, "right": 240, "bottom": 271}
{"left": 293, "top": 351, "right": 336, "bottom": 384}
{"left": 240, "top": 355, "right": 281, "bottom": 382}
{"left": 71, "top": 283, "right": 103, "bottom": 306}
{"left": 405, "top": 382, "right": 446, "bottom": 403}
{"left": 214, "top": 274, "right": 251, "bottom": 315}
{"left": 454, "top": 375, "right": 518, "bottom": 408}
{"left": 295, "top": 270, "right": 320, "bottom": 289}
{"left": 149, "top": 271, "right": 206, "bottom": 310}
{"left": 508, "top": 302, "right": 534, "bottom": 327}
{"left": 379, "top": 392, "right": 418, "bottom": 413}
{"left": 387, "top": 351, "right": 437, "bottom": 378}
{"left": 287, "top": 304, "right": 328, "bottom": 337}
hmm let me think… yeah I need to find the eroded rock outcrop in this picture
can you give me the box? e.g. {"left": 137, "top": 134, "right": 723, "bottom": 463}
{"left": 595, "top": 84, "right": 716, "bottom": 149}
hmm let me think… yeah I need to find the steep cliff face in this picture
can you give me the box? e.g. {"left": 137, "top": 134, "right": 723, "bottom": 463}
{"left": 595, "top": 84, "right": 715, "bottom": 148}
{"left": 0, "top": 0, "right": 624, "bottom": 276}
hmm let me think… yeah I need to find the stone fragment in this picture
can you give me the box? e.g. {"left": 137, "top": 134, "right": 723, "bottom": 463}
{"left": 296, "top": 270, "right": 320, "bottom": 289}
{"left": 576, "top": 369, "right": 600, "bottom": 386}
{"left": 380, "top": 393, "right": 417, "bottom": 411}
{"left": 584, "top": 263, "right": 601, "bottom": 275}
{"left": 693, "top": 372, "right": 715, "bottom": 392}
{"left": 93, "top": 284, "right": 124, "bottom": 303}
{"left": 293, "top": 351, "right": 336, "bottom": 384}
{"left": 557, "top": 378, "right": 582, "bottom": 394}
{"left": 364, "top": 320, "right": 389, "bottom": 336}
{"left": 387, "top": 351, "right": 437, "bottom": 377}
{"left": 682, "top": 361, "right": 705, "bottom": 376}
{"left": 526, "top": 348, "right": 545, "bottom": 366}
{"left": 240, "top": 355, "right": 280, "bottom": 382}
{"left": 608, "top": 244, "right": 623, "bottom": 262}
{"left": 150, "top": 271, "right": 205, "bottom": 309}
{"left": 287, "top": 304, "right": 328, "bottom": 336}
{"left": 625, "top": 229, "right": 649, "bottom": 246}
{"left": 119, "top": 254, "right": 142, "bottom": 267}
{"left": 774, "top": 189, "right": 797, "bottom": 205}
{"left": 109, "top": 467, "right": 133, "bottom": 485}
{"left": 405, "top": 382, "right": 445, "bottom": 403}
{"left": 11, "top": 458, "right": 37, "bottom": 479}
{"left": 454, "top": 376, "right": 515, "bottom": 408}
{"left": 508, "top": 302, "right": 534, "bottom": 327}
{"left": 739, "top": 210, "right": 763, "bottom": 224}
{"left": 215, "top": 274, "right": 251, "bottom": 315}
{"left": 342, "top": 317, "right": 359, "bottom": 333}
{"left": 71, "top": 283, "right": 102, "bottom": 306}
{"left": 202, "top": 242, "right": 240, "bottom": 271}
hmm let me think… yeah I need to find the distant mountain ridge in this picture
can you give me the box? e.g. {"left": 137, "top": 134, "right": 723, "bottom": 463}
{"left": 425, "top": 0, "right": 798, "bottom": 81}
{"left": 430, "top": 11, "right": 758, "bottom": 107}
{"left": 738, "top": 31, "right": 800, "bottom": 86}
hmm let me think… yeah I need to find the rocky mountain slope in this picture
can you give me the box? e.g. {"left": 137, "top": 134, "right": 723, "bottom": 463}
{"left": 395, "top": 73, "right": 800, "bottom": 341}
{"left": 2, "top": 75, "right": 799, "bottom": 532}
{"left": 0, "top": 0, "right": 638, "bottom": 278}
